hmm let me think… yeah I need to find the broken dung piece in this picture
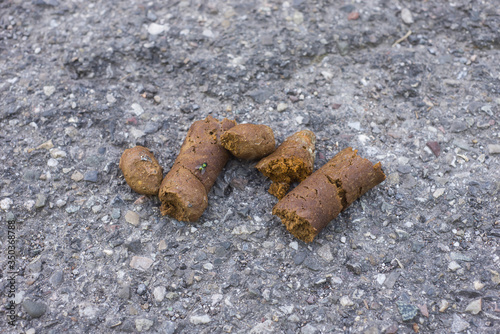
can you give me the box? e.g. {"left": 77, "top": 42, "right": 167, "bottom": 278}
{"left": 272, "top": 147, "right": 386, "bottom": 242}
{"left": 256, "top": 129, "right": 316, "bottom": 199}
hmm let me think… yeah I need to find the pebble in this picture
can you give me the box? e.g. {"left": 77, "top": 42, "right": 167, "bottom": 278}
{"left": 456, "top": 289, "right": 482, "bottom": 299}
{"left": 317, "top": 244, "right": 334, "bottom": 262}
{"left": 293, "top": 11, "right": 304, "bottom": 24}
{"left": 118, "top": 284, "right": 130, "bottom": 299}
{"left": 135, "top": 318, "right": 154, "bottom": 332}
{"left": 293, "top": 251, "right": 307, "bottom": 265}
{"left": 65, "top": 205, "right": 80, "bottom": 214}
{"left": 125, "top": 210, "right": 140, "bottom": 226}
{"left": 450, "top": 252, "right": 472, "bottom": 262}
{"left": 49, "top": 270, "right": 64, "bottom": 286}
{"left": 303, "top": 257, "right": 322, "bottom": 271}
{"left": 301, "top": 323, "right": 319, "bottom": 334}
{"left": 246, "top": 89, "right": 272, "bottom": 104}
{"left": 376, "top": 273, "right": 386, "bottom": 285}
{"left": 6, "top": 212, "right": 15, "bottom": 221}
{"left": 137, "top": 283, "right": 147, "bottom": 295}
{"left": 26, "top": 329, "right": 35, "bottom": 334}
{"left": 426, "top": 141, "right": 441, "bottom": 157}
{"left": 348, "top": 121, "right": 361, "bottom": 131}
{"left": 383, "top": 270, "right": 400, "bottom": 289}
{"left": 22, "top": 300, "right": 47, "bottom": 318}
{"left": 465, "top": 298, "right": 482, "bottom": 314}
{"left": 147, "top": 23, "right": 167, "bottom": 35}
{"left": 203, "top": 263, "right": 214, "bottom": 270}
{"left": 71, "top": 171, "right": 84, "bottom": 181}
{"left": 47, "top": 158, "right": 59, "bottom": 167}
{"left": 84, "top": 171, "right": 98, "bottom": 182}
{"left": 439, "top": 299, "right": 449, "bottom": 312}
{"left": 450, "top": 121, "right": 468, "bottom": 133}
{"left": 396, "top": 301, "right": 419, "bottom": 321}
{"left": 277, "top": 102, "right": 288, "bottom": 112}
{"left": 130, "top": 256, "right": 153, "bottom": 271}
{"left": 24, "top": 200, "right": 35, "bottom": 211}
{"left": 347, "top": 12, "right": 360, "bottom": 20}
{"left": 401, "top": 8, "right": 414, "bottom": 24}
{"left": 106, "top": 93, "right": 116, "bottom": 104}
{"left": 50, "top": 148, "right": 67, "bottom": 158}
{"left": 448, "top": 261, "right": 461, "bottom": 271}
{"left": 1, "top": 198, "right": 14, "bottom": 211}
{"left": 35, "top": 194, "right": 47, "bottom": 208}
{"left": 130, "top": 128, "right": 146, "bottom": 138}
{"left": 37, "top": 139, "right": 54, "bottom": 150}
{"left": 144, "top": 122, "right": 160, "bottom": 134}
{"left": 111, "top": 208, "right": 121, "bottom": 219}
{"left": 473, "top": 280, "right": 485, "bottom": 290}
{"left": 340, "top": 295, "right": 354, "bottom": 306}
{"left": 289, "top": 241, "right": 299, "bottom": 250}
{"left": 249, "top": 319, "right": 273, "bottom": 333}
{"left": 131, "top": 103, "right": 144, "bottom": 116}
{"left": 43, "top": 86, "right": 56, "bottom": 97}
{"left": 451, "top": 314, "right": 469, "bottom": 332}
{"left": 487, "top": 144, "right": 500, "bottom": 154}
{"left": 190, "top": 314, "right": 211, "bottom": 325}
{"left": 91, "top": 204, "right": 102, "bottom": 213}
{"left": 433, "top": 188, "right": 445, "bottom": 198}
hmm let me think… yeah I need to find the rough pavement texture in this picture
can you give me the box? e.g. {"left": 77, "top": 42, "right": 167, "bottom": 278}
{"left": 1, "top": 0, "right": 499, "bottom": 333}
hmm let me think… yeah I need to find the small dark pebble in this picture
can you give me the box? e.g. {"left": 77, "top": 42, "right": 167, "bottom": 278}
{"left": 396, "top": 301, "right": 419, "bottom": 321}
{"left": 456, "top": 290, "right": 482, "bottom": 298}
{"left": 489, "top": 229, "right": 500, "bottom": 237}
{"left": 124, "top": 239, "right": 142, "bottom": 254}
{"left": 450, "top": 121, "right": 468, "bottom": 133}
{"left": 397, "top": 165, "right": 412, "bottom": 174}
{"left": 22, "top": 300, "right": 47, "bottom": 318}
{"left": 84, "top": 170, "right": 99, "bottom": 182}
{"left": 306, "top": 295, "right": 316, "bottom": 304}
{"left": 111, "top": 195, "right": 125, "bottom": 207}
{"left": 426, "top": 141, "right": 441, "bottom": 157}
{"left": 49, "top": 270, "right": 64, "bottom": 287}
{"left": 246, "top": 89, "right": 273, "bottom": 104}
{"left": 293, "top": 251, "right": 307, "bottom": 265}
{"left": 345, "top": 262, "right": 362, "bottom": 275}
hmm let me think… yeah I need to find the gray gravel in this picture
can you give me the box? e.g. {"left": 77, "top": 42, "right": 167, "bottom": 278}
{"left": 1, "top": 0, "right": 499, "bottom": 333}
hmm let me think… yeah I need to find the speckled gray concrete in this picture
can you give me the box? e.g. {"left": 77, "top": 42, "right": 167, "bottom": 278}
{"left": 1, "top": 0, "right": 499, "bottom": 333}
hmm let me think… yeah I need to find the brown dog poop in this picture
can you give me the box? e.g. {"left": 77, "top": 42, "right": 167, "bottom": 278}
{"left": 159, "top": 115, "right": 236, "bottom": 222}
{"left": 256, "top": 129, "right": 316, "bottom": 199}
{"left": 272, "top": 147, "right": 386, "bottom": 243}
{"left": 119, "top": 146, "right": 163, "bottom": 195}
{"left": 221, "top": 124, "right": 275, "bottom": 160}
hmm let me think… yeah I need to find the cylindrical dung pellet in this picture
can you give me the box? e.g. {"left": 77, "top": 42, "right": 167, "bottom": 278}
{"left": 272, "top": 147, "right": 386, "bottom": 242}
{"left": 159, "top": 115, "right": 236, "bottom": 222}
{"left": 221, "top": 124, "right": 275, "bottom": 160}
